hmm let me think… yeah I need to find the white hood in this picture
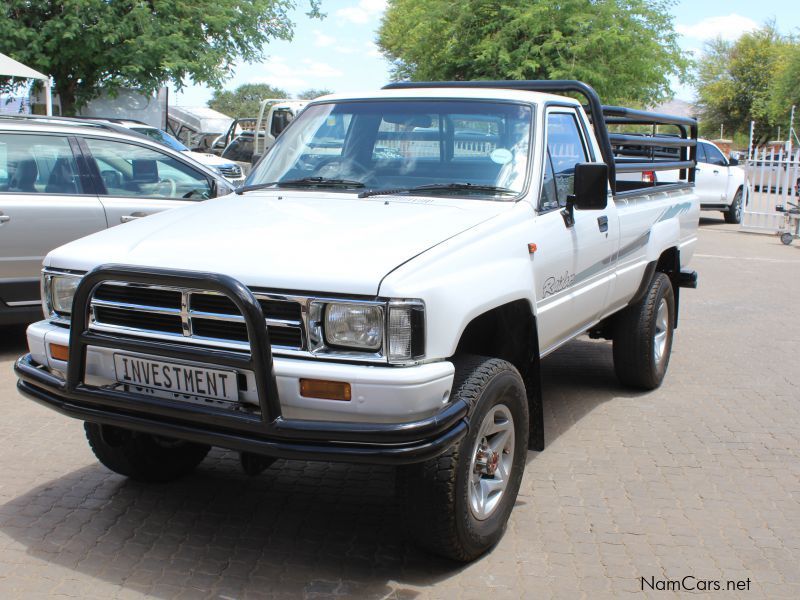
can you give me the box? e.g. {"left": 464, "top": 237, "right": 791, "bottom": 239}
{"left": 45, "top": 191, "right": 513, "bottom": 295}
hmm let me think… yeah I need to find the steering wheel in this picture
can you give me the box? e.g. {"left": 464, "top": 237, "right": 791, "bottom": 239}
{"left": 155, "top": 178, "right": 177, "bottom": 197}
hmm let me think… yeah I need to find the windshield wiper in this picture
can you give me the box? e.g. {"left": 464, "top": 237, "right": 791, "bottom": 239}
{"left": 357, "top": 182, "right": 516, "bottom": 199}
{"left": 236, "top": 177, "right": 366, "bottom": 195}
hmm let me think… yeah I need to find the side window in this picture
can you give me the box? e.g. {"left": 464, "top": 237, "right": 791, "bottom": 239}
{"left": 84, "top": 138, "right": 211, "bottom": 200}
{"left": 545, "top": 112, "right": 588, "bottom": 207}
{"left": 540, "top": 152, "right": 559, "bottom": 211}
{"left": 702, "top": 143, "right": 727, "bottom": 166}
{"left": 0, "top": 133, "right": 82, "bottom": 195}
{"left": 695, "top": 143, "right": 707, "bottom": 164}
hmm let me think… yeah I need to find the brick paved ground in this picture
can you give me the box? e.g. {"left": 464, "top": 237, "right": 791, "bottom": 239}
{"left": 0, "top": 218, "right": 798, "bottom": 599}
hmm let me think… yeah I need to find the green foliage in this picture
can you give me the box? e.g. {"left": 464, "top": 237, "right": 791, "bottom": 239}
{"left": 208, "top": 83, "right": 290, "bottom": 117}
{"left": 695, "top": 26, "right": 791, "bottom": 143}
{"left": 0, "top": 0, "right": 321, "bottom": 115}
{"left": 377, "top": 0, "right": 690, "bottom": 106}
{"left": 297, "top": 88, "right": 333, "bottom": 99}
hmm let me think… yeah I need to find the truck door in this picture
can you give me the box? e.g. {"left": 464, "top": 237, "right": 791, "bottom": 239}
{"left": 694, "top": 142, "right": 728, "bottom": 205}
{"left": 532, "top": 109, "right": 618, "bottom": 354}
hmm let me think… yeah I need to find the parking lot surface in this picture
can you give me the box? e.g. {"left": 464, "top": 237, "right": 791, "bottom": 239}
{"left": 0, "top": 219, "right": 798, "bottom": 599}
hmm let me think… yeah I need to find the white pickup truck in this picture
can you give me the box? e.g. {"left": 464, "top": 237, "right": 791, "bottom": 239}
{"left": 15, "top": 81, "right": 699, "bottom": 562}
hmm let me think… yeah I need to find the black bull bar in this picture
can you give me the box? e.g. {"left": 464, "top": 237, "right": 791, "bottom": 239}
{"left": 15, "top": 265, "right": 468, "bottom": 465}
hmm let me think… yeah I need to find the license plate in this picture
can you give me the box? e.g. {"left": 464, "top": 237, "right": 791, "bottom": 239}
{"left": 113, "top": 354, "right": 238, "bottom": 402}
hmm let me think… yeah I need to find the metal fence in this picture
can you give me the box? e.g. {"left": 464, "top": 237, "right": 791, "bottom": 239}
{"left": 742, "top": 147, "right": 800, "bottom": 232}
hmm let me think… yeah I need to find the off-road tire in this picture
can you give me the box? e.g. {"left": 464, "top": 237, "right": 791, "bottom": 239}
{"left": 398, "top": 355, "right": 529, "bottom": 562}
{"left": 724, "top": 188, "right": 743, "bottom": 224}
{"left": 613, "top": 272, "right": 675, "bottom": 390}
{"left": 85, "top": 423, "right": 210, "bottom": 483}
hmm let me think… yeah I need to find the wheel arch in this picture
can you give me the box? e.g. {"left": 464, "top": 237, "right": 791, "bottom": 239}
{"left": 452, "top": 298, "right": 544, "bottom": 451}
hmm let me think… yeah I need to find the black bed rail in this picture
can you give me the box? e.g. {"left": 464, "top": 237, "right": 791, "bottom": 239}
{"left": 382, "top": 79, "right": 698, "bottom": 188}
{"left": 600, "top": 105, "right": 698, "bottom": 183}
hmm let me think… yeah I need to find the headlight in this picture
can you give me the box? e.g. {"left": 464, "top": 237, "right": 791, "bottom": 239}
{"left": 44, "top": 272, "right": 82, "bottom": 317}
{"left": 324, "top": 303, "right": 383, "bottom": 350}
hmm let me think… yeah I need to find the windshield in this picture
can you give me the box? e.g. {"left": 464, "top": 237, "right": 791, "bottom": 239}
{"left": 246, "top": 100, "right": 533, "bottom": 199}
{"left": 131, "top": 127, "right": 189, "bottom": 152}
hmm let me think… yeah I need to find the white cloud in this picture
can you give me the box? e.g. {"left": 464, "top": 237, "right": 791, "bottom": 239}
{"left": 336, "top": 0, "right": 387, "bottom": 25}
{"left": 251, "top": 57, "right": 343, "bottom": 92}
{"left": 313, "top": 30, "right": 337, "bottom": 48}
{"left": 365, "top": 42, "right": 383, "bottom": 58}
{"left": 676, "top": 13, "right": 759, "bottom": 42}
{"left": 301, "top": 59, "right": 343, "bottom": 79}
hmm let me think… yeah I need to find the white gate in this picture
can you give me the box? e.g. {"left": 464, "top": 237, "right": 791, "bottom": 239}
{"left": 742, "top": 147, "right": 800, "bottom": 232}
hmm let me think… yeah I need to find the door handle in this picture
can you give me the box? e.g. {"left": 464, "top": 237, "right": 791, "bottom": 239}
{"left": 597, "top": 215, "right": 609, "bottom": 233}
{"left": 0, "top": 214, "right": 10, "bottom": 223}
{"left": 713, "top": 169, "right": 719, "bottom": 174}
{"left": 120, "top": 212, "right": 148, "bottom": 223}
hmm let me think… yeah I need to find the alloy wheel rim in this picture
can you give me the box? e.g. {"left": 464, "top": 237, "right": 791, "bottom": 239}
{"left": 468, "top": 403, "right": 515, "bottom": 521}
{"left": 653, "top": 298, "right": 669, "bottom": 367}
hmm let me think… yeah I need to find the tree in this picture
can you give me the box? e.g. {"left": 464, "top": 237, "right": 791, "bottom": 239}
{"left": 377, "top": 0, "right": 690, "bottom": 106}
{"left": 695, "top": 26, "right": 788, "bottom": 143}
{"left": 298, "top": 88, "right": 333, "bottom": 99}
{"left": 208, "top": 83, "right": 290, "bottom": 117}
{"left": 0, "top": 0, "right": 320, "bottom": 115}
{"left": 769, "top": 43, "right": 800, "bottom": 142}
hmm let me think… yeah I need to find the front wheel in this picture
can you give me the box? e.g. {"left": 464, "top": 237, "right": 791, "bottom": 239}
{"left": 85, "top": 423, "right": 210, "bottom": 482}
{"left": 398, "top": 356, "right": 529, "bottom": 562}
{"left": 613, "top": 272, "right": 675, "bottom": 390}
{"left": 724, "top": 188, "right": 743, "bottom": 224}
{"left": 781, "top": 232, "right": 794, "bottom": 246}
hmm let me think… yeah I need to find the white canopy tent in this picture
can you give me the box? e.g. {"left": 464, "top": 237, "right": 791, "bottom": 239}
{"left": 0, "top": 52, "right": 52, "bottom": 115}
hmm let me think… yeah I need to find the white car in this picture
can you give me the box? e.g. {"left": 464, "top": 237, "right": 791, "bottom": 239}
{"left": 16, "top": 81, "right": 699, "bottom": 561}
{"left": 0, "top": 115, "right": 234, "bottom": 324}
{"left": 86, "top": 118, "right": 246, "bottom": 186}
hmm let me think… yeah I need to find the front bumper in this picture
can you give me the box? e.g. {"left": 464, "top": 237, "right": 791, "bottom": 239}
{"left": 16, "top": 264, "right": 467, "bottom": 465}
{"left": 15, "top": 354, "right": 467, "bottom": 465}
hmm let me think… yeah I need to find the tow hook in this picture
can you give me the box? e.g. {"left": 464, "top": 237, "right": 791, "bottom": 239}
{"left": 239, "top": 452, "right": 276, "bottom": 476}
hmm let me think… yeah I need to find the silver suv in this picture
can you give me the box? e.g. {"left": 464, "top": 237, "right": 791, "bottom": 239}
{"left": 0, "top": 116, "right": 234, "bottom": 325}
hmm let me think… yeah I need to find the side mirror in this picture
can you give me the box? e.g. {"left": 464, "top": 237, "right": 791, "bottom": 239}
{"left": 213, "top": 140, "right": 226, "bottom": 150}
{"left": 573, "top": 162, "right": 609, "bottom": 210}
{"left": 728, "top": 157, "right": 739, "bottom": 166}
{"left": 561, "top": 162, "right": 608, "bottom": 228}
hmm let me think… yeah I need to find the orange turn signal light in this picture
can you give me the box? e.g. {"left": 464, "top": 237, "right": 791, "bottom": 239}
{"left": 299, "top": 378, "right": 351, "bottom": 401}
{"left": 528, "top": 243, "right": 537, "bottom": 254}
{"left": 49, "top": 343, "right": 69, "bottom": 361}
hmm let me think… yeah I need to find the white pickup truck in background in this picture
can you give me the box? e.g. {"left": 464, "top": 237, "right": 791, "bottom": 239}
{"left": 618, "top": 137, "right": 744, "bottom": 223}
{"left": 15, "top": 81, "right": 699, "bottom": 562}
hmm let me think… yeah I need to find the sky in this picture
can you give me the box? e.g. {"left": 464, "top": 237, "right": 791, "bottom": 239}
{"left": 171, "top": 0, "right": 800, "bottom": 109}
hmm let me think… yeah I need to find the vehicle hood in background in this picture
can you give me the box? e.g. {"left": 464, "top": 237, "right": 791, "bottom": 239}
{"left": 45, "top": 192, "right": 512, "bottom": 295}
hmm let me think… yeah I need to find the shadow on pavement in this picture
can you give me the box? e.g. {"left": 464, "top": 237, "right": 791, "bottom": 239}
{"left": 0, "top": 337, "right": 639, "bottom": 597}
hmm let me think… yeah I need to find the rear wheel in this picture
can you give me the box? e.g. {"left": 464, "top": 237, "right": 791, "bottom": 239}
{"left": 724, "top": 188, "right": 743, "bottom": 224}
{"left": 781, "top": 232, "right": 794, "bottom": 246}
{"left": 613, "top": 272, "right": 675, "bottom": 390}
{"left": 85, "top": 423, "right": 210, "bottom": 483}
{"left": 398, "top": 356, "right": 529, "bottom": 562}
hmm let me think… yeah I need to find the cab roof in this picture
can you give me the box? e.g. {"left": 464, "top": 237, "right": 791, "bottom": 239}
{"left": 311, "top": 86, "right": 580, "bottom": 107}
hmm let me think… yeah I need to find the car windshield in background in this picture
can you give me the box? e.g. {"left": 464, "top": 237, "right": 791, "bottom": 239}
{"left": 246, "top": 100, "right": 533, "bottom": 199}
{"left": 131, "top": 127, "right": 189, "bottom": 152}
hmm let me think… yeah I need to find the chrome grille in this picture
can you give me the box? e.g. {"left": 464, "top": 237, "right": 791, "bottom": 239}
{"left": 216, "top": 164, "right": 243, "bottom": 179}
{"left": 90, "top": 282, "right": 304, "bottom": 351}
